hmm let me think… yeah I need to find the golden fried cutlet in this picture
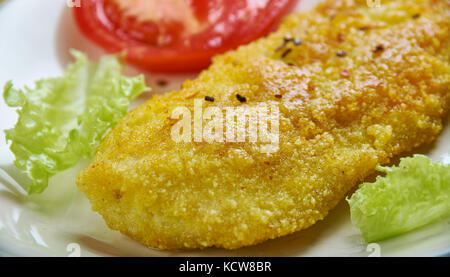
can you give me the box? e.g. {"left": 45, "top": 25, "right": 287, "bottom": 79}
{"left": 77, "top": 0, "right": 450, "bottom": 249}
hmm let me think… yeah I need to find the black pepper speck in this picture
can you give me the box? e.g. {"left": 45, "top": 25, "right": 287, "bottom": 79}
{"left": 336, "top": 51, "right": 347, "bottom": 57}
{"left": 205, "top": 96, "right": 214, "bottom": 102}
{"left": 236, "top": 94, "right": 247, "bottom": 103}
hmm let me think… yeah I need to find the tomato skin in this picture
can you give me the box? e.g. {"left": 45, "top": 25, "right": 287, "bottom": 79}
{"left": 74, "top": 0, "right": 298, "bottom": 73}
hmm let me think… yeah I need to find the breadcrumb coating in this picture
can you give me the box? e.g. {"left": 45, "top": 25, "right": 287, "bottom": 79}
{"left": 77, "top": 0, "right": 450, "bottom": 250}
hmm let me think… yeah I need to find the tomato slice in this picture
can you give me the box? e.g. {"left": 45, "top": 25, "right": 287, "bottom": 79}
{"left": 74, "top": 0, "right": 298, "bottom": 72}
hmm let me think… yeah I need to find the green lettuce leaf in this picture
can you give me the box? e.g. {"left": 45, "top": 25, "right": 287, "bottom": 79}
{"left": 347, "top": 154, "right": 450, "bottom": 242}
{"left": 3, "top": 50, "right": 150, "bottom": 194}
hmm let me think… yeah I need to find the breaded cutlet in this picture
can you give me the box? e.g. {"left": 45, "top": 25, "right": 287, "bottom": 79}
{"left": 77, "top": 0, "right": 450, "bottom": 249}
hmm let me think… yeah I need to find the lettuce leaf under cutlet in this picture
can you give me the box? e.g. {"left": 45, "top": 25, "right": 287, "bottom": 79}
{"left": 347, "top": 154, "right": 450, "bottom": 242}
{"left": 3, "top": 50, "right": 149, "bottom": 194}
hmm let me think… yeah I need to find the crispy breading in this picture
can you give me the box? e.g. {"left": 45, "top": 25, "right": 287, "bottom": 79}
{"left": 77, "top": 0, "right": 450, "bottom": 249}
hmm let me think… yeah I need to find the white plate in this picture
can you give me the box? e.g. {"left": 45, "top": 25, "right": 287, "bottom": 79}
{"left": 0, "top": 0, "right": 449, "bottom": 257}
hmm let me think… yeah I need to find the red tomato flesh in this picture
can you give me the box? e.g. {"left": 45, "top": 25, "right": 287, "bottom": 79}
{"left": 74, "top": 0, "right": 298, "bottom": 72}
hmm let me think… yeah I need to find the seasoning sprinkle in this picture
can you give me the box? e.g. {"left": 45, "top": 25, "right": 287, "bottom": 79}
{"left": 281, "top": 48, "right": 292, "bottom": 58}
{"left": 276, "top": 37, "right": 302, "bottom": 52}
{"left": 274, "top": 94, "right": 283, "bottom": 99}
{"left": 337, "top": 33, "right": 345, "bottom": 42}
{"left": 236, "top": 94, "right": 247, "bottom": 103}
{"left": 275, "top": 37, "right": 292, "bottom": 51}
{"left": 373, "top": 44, "right": 385, "bottom": 53}
{"left": 205, "top": 96, "right": 214, "bottom": 102}
{"left": 340, "top": 69, "right": 350, "bottom": 78}
{"left": 293, "top": 38, "right": 302, "bottom": 46}
{"left": 336, "top": 51, "right": 347, "bottom": 57}
{"left": 157, "top": 79, "right": 168, "bottom": 87}
{"left": 287, "top": 62, "right": 296, "bottom": 66}
{"left": 412, "top": 13, "right": 421, "bottom": 19}
{"left": 275, "top": 41, "right": 288, "bottom": 52}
